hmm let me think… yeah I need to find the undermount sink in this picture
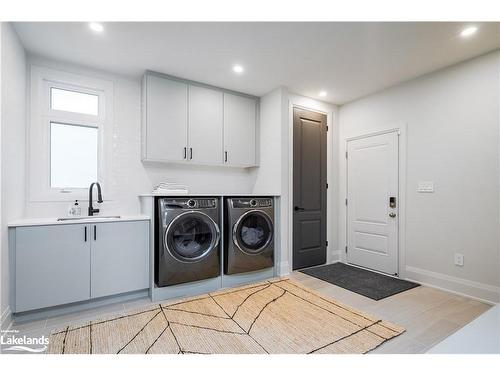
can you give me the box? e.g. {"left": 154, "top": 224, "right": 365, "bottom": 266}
{"left": 57, "top": 215, "right": 121, "bottom": 221}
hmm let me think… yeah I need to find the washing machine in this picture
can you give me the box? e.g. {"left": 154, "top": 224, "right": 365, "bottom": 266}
{"left": 225, "top": 197, "right": 275, "bottom": 275}
{"left": 156, "top": 197, "right": 221, "bottom": 287}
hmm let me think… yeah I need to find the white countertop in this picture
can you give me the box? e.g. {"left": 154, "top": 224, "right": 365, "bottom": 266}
{"left": 139, "top": 193, "right": 281, "bottom": 197}
{"left": 8, "top": 215, "right": 151, "bottom": 228}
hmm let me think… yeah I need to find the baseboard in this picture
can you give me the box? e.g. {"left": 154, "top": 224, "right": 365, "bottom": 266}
{"left": 1, "top": 306, "right": 13, "bottom": 331}
{"left": 405, "top": 266, "right": 500, "bottom": 305}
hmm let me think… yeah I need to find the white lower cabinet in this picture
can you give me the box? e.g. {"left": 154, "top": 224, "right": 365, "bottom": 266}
{"left": 15, "top": 224, "right": 91, "bottom": 312}
{"left": 12, "top": 220, "right": 149, "bottom": 313}
{"left": 90, "top": 221, "right": 149, "bottom": 299}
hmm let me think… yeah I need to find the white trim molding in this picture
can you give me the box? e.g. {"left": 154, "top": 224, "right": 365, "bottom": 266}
{"left": 406, "top": 266, "right": 500, "bottom": 304}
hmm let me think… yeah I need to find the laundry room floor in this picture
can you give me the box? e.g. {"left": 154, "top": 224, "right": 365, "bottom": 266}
{"left": 289, "top": 272, "right": 492, "bottom": 353}
{"left": 4, "top": 272, "right": 491, "bottom": 354}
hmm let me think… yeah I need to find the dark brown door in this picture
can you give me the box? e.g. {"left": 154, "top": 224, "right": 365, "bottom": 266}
{"left": 292, "top": 108, "right": 327, "bottom": 270}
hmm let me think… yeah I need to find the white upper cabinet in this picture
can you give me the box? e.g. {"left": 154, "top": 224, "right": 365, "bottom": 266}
{"left": 223, "top": 93, "right": 257, "bottom": 167}
{"left": 142, "top": 72, "right": 258, "bottom": 167}
{"left": 188, "top": 85, "right": 223, "bottom": 165}
{"left": 142, "top": 74, "right": 188, "bottom": 162}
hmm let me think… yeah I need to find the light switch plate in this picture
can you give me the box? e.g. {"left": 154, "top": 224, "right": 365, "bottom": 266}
{"left": 418, "top": 181, "right": 434, "bottom": 193}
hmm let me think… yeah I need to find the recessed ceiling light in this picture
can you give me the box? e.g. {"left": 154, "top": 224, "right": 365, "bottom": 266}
{"left": 233, "top": 65, "right": 244, "bottom": 74}
{"left": 89, "top": 22, "right": 104, "bottom": 33}
{"left": 319, "top": 91, "right": 327, "bottom": 98}
{"left": 460, "top": 26, "right": 478, "bottom": 37}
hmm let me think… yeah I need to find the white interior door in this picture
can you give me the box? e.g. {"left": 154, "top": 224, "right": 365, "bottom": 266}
{"left": 347, "top": 131, "right": 399, "bottom": 275}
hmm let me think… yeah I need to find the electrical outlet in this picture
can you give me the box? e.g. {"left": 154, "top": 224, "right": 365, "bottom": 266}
{"left": 454, "top": 253, "right": 464, "bottom": 267}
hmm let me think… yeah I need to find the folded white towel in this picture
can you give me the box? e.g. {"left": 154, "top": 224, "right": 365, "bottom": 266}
{"left": 151, "top": 189, "right": 188, "bottom": 196}
{"left": 151, "top": 182, "right": 189, "bottom": 195}
{"left": 153, "top": 182, "right": 188, "bottom": 191}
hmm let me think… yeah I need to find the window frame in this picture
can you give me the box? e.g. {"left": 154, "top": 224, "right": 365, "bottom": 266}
{"left": 29, "top": 65, "right": 114, "bottom": 202}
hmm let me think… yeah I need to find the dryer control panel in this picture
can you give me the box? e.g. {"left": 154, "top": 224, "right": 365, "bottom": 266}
{"left": 231, "top": 198, "right": 273, "bottom": 208}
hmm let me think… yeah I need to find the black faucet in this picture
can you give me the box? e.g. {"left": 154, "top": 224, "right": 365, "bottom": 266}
{"left": 88, "top": 182, "right": 103, "bottom": 216}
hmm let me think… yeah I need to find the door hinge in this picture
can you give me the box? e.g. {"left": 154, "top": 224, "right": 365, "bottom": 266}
{"left": 345, "top": 246, "right": 348, "bottom": 253}
{"left": 326, "top": 241, "right": 328, "bottom": 247}
{"left": 326, "top": 126, "right": 329, "bottom": 131}
{"left": 326, "top": 183, "right": 329, "bottom": 189}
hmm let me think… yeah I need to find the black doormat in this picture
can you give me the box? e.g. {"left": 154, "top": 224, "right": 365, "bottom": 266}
{"left": 300, "top": 262, "right": 420, "bottom": 300}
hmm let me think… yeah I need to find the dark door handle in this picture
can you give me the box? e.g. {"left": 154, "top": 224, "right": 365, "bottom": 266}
{"left": 84, "top": 226, "right": 87, "bottom": 242}
{"left": 94, "top": 225, "right": 97, "bottom": 241}
{"left": 189, "top": 147, "right": 193, "bottom": 160}
{"left": 183, "top": 147, "right": 187, "bottom": 159}
{"left": 294, "top": 206, "right": 305, "bottom": 211}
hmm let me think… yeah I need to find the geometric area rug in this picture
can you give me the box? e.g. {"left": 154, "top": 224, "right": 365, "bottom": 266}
{"left": 47, "top": 278, "right": 405, "bottom": 354}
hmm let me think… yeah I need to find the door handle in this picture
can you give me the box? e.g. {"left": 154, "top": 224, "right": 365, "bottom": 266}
{"left": 389, "top": 212, "right": 396, "bottom": 218}
{"left": 183, "top": 147, "right": 187, "bottom": 159}
{"left": 189, "top": 147, "right": 193, "bottom": 160}
{"left": 224, "top": 151, "right": 228, "bottom": 163}
{"left": 84, "top": 226, "right": 87, "bottom": 242}
{"left": 94, "top": 225, "right": 97, "bottom": 241}
{"left": 294, "top": 206, "right": 305, "bottom": 211}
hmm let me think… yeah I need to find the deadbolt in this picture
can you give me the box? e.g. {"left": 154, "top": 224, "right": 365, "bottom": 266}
{"left": 389, "top": 196, "right": 396, "bottom": 208}
{"left": 389, "top": 212, "right": 396, "bottom": 218}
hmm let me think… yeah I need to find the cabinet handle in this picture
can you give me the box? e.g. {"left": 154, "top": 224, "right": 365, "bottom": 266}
{"left": 224, "top": 151, "right": 228, "bottom": 163}
{"left": 94, "top": 225, "right": 97, "bottom": 241}
{"left": 84, "top": 226, "right": 87, "bottom": 242}
{"left": 190, "top": 147, "right": 193, "bottom": 160}
{"left": 183, "top": 147, "right": 187, "bottom": 159}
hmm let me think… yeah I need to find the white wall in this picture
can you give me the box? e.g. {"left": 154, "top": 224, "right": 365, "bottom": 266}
{"left": 1, "top": 23, "right": 26, "bottom": 321}
{"left": 339, "top": 50, "right": 500, "bottom": 302}
{"left": 251, "top": 87, "right": 286, "bottom": 195}
{"left": 25, "top": 56, "right": 257, "bottom": 218}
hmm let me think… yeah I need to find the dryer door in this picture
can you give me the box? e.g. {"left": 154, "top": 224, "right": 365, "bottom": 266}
{"left": 233, "top": 210, "right": 274, "bottom": 254}
{"left": 165, "top": 211, "right": 220, "bottom": 262}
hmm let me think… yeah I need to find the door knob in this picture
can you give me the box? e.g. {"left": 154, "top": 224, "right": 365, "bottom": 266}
{"left": 389, "top": 212, "right": 396, "bottom": 218}
{"left": 294, "top": 206, "right": 305, "bottom": 211}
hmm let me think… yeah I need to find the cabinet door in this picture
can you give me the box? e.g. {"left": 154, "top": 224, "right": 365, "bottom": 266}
{"left": 90, "top": 221, "right": 149, "bottom": 299}
{"left": 223, "top": 93, "right": 257, "bottom": 166}
{"left": 144, "top": 74, "right": 188, "bottom": 161}
{"left": 188, "top": 85, "right": 223, "bottom": 164}
{"left": 15, "top": 224, "right": 90, "bottom": 312}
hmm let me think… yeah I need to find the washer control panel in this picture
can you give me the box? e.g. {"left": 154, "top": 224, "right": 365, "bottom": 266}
{"left": 231, "top": 198, "right": 273, "bottom": 209}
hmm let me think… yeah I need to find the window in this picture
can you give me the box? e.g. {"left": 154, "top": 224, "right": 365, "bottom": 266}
{"left": 50, "top": 88, "right": 99, "bottom": 116}
{"left": 50, "top": 122, "right": 98, "bottom": 188}
{"left": 29, "top": 65, "right": 113, "bottom": 201}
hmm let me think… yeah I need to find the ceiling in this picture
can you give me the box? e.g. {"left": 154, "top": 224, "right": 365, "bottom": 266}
{"left": 13, "top": 22, "right": 500, "bottom": 104}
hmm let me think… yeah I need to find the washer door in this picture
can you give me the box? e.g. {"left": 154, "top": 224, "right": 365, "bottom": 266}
{"left": 165, "top": 211, "right": 220, "bottom": 263}
{"left": 233, "top": 210, "right": 273, "bottom": 254}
